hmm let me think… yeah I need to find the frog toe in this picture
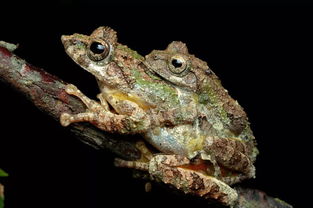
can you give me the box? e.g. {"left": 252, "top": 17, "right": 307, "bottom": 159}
{"left": 60, "top": 113, "right": 72, "bottom": 126}
{"left": 65, "top": 84, "right": 79, "bottom": 94}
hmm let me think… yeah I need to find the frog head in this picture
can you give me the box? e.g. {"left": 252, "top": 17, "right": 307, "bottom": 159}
{"left": 61, "top": 26, "right": 144, "bottom": 91}
{"left": 145, "top": 41, "right": 249, "bottom": 136}
{"left": 144, "top": 41, "right": 204, "bottom": 92}
{"left": 61, "top": 27, "right": 116, "bottom": 80}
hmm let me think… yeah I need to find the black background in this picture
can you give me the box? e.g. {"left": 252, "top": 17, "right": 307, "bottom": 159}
{"left": 1, "top": 2, "right": 311, "bottom": 208}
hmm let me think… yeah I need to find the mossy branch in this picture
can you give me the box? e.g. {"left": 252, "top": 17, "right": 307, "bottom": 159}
{"left": 0, "top": 42, "right": 292, "bottom": 208}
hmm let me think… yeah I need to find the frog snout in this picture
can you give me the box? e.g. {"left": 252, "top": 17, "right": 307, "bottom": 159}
{"left": 61, "top": 36, "right": 68, "bottom": 49}
{"left": 61, "top": 35, "right": 71, "bottom": 48}
{"left": 61, "top": 35, "right": 71, "bottom": 42}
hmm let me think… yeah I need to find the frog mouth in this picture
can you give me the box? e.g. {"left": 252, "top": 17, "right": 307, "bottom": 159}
{"left": 142, "top": 62, "right": 168, "bottom": 81}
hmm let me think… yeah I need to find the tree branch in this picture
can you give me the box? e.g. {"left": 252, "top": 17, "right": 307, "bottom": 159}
{"left": 0, "top": 42, "right": 293, "bottom": 208}
{"left": 0, "top": 43, "right": 140, "bottom": 160}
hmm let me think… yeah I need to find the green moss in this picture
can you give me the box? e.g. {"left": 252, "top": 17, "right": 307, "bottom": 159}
{"left": 274, "top": 198, "right": 293, "bottom": 207}
{"left": 73, "top": 34, "right": 87, "bottom": 39}
{"left": 0, "top": 169, "right": 6, "bottom": 208}
{"left": 199, "top": 84, "right": 230, "bottom": 123}
{"left": 198, "top": 92, "right": 210, "bottom": 105}
{"left": 131, "top": 68, "right": 179, "bottom": 106}
{"left": 199, "top": 82, "right": 220, "bottom": 105}
{"left": 0, "top": 41, "right": 18, "bottom": 52}
{"left": 76, "top": 43, "right": 86, "bottom": 49}
{"left": 117, "top": 45, "right": 143, "bottom": 60}
{"left": 0, "top": 169, "right": 8, "bottom": 177}
{"left": 0, "top": 195, "right": 3, "bottom": 208}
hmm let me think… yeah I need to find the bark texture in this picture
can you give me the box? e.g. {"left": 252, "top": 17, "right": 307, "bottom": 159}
{"left": 0, "top": 43, "right": 292, "bottom": 208}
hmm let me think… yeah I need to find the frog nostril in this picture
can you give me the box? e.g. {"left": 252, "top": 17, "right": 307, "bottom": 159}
{"left": 153, "top": 54, "right": 160, "bottom": 60}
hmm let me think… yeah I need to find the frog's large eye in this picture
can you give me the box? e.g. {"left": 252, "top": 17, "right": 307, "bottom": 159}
{"left": 169, "top": 55, "right": 188, "bottom": 74}
{"left": 87, "top": 40, "right": 110, "bottom": 61}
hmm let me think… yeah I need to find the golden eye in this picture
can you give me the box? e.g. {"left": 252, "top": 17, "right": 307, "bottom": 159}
{"left": 87, "top": 40, "right": 110, "bottom": 61}
{"left": 169, "top": 55, "right": 187, "bottom": 74}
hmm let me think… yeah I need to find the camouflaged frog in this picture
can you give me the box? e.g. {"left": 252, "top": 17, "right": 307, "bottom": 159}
{"left": 60, "top": 27, "right": 258, "bottom": 207}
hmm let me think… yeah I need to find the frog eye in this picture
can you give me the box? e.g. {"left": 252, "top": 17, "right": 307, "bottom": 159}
{"left": 87, "top": 40, "right": 110, "bottom": 61}
{"left": 169, "top": 55, "right": 188, "bottom": 74}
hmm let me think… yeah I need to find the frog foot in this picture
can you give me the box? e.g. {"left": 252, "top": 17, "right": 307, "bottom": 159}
{"left": 114, "top": 141, "right": 154, "bottom": 169}
{"left": 115, "top": 154, "right": 238, "bottom": 207}
{"left": 135, "top": 140, "right": 154, "bottom": 160}
{"left": 60, "top": 112, "right": 96, "bottom": 127}
{"left": 115, "top": 158, "right": 149, "bottom": 171}
{"left": 60, "top": 111, "right": 98, "bottom": 127}
{"left": 63, "top": 83, "right": 108, "bottom": 113}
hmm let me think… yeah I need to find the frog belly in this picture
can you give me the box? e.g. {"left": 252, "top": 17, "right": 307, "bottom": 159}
{"left": 144, "top": 124, "right": 205, "bottom": 159}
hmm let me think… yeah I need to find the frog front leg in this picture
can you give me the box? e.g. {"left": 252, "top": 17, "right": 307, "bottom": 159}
{"left": 60, "top": 84, "right": 151, "bottom": 134}
{"left": 115, "top": 154, "right": 238, "bottom": 207}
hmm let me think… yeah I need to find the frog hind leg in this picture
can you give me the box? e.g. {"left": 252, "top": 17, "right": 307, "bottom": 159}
{"left": 114, "top": 158, "right": 149, "bottom": 171}
{"left": 114, "top": 140, "right": 154, "bottom": 169}
{"left": 204, "top": 136, "right": 255, "bottom": 180}
{"left": 150, "top": 154, "right": 238, "bottom": 206}
{"left": 115, "top": 153, "right": 238, "bottom": 207}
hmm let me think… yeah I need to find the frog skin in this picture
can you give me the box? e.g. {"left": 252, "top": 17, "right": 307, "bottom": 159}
{"left": 143, "top": 41, "right": 258, "bottom": 181}
{"left": 60, "top": 27, "right": 258, "bottom": 207}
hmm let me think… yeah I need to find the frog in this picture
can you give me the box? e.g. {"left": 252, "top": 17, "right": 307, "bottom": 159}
{"left": 60, "top": 26, "right": 258, "bottom": 207}
{"left": 142, "top": 41, "right": 259, "bottom": 182}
